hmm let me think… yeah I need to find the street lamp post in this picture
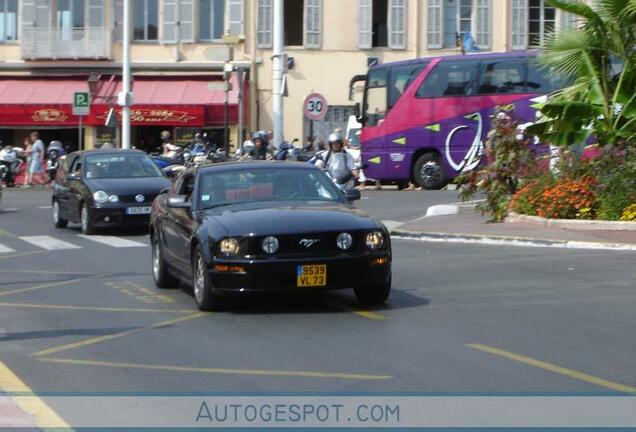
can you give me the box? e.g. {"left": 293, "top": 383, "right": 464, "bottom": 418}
{"left": 121, "top": 0, "right": 132, "bottom": 149}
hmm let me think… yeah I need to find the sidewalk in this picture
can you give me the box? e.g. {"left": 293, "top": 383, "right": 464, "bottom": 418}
{"left": 392, "top": 211, "right": 636, "bottom": 249}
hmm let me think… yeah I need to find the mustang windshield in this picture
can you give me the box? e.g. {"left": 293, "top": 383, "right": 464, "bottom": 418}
{"left": 84, "top": 154, "right": 162, "bottom": 179}
{"left": 198, "top": 168, "right": 343, "bottom": 209}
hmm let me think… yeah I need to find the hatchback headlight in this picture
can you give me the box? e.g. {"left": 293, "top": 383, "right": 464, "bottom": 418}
{"left": 336, "top": 232, "right": 353, "bottom": 250}
{"left": 219, "top": 238, "right": 240, "bottom": 256}
{"left": 262, "top": 236, "right": 279, "bottom": 254}
{"left": 366, "top": 231, "right": 384, "bottom": 250}
{"left": 93, "top": 191, "right": 108, "bottom": 204}
{"left": 93, "top": 191, "right": 119, "bottom": 204}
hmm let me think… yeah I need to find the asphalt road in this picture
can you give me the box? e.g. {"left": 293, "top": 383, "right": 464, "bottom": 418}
{"left": 0, "top": 188, "right": 635, "bottom": 398}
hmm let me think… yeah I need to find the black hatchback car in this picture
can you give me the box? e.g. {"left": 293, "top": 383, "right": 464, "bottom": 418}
{"left": 150, "top": 161, "right": 392, "bottom": 311}
{"left": 52, "top": 149, "right": 172, "bottom": 234}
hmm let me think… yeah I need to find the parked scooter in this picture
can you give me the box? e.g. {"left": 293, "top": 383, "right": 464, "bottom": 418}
{"left": 0, "top": 145, "right": 24, "bottom": 187}
{"left": 274, "top": 139, "right": 300, "bottom": 161}
{"left": 46, "top": 141, "right": 65, "bottom": 182}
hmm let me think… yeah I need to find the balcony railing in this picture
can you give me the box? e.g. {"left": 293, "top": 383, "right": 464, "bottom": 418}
{"left": 21, "top": 27, "right": 112, "bottom": 60}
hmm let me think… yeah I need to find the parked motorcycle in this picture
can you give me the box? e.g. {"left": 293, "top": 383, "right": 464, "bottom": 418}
{"left": 0, "top": 145, "right": 24, "bottom": 187}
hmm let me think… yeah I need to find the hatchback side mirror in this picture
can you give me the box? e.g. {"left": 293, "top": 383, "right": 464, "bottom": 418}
{"left": 168, "top": 195, "right": 192, "bottom": 209}
{"left": 344, "top": 188, "right": 361, "bottom": 202}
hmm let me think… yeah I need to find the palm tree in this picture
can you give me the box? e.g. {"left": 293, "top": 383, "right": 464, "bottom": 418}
{"left": 530, "top": 0, "right": 636, "bottom": 147}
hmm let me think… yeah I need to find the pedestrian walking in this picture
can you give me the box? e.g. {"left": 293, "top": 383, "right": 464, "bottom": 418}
{"left": 24, "top": 132, "right": 46, "bottom": 186}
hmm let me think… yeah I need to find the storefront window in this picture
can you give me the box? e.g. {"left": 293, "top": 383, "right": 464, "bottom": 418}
{"left": 0, "top": 0, "right": 17, "bottom": 42}
{"left": 95, "top": 127, "right": 116, "bottom": 148}
{"left": 134, "top": 0, "right": 158, "bottom": 41}
{"left": 175, "top": 128, "right": 195, "bottom": 146}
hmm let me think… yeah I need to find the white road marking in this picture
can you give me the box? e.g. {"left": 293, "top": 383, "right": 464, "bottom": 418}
{"left": 37, "top": 206, "right": 53, "bottom": 209}
{"left": 1, "top": 208, "right": 19, "bottom": 212}
{"left": 0, "top": 243, "right": 15, "bottom": 253}
{"left": 78, "top": 235, "right": 147, "bottom": 248}
{"left": 19, "top": 236, "right": 82, "bottom": 251}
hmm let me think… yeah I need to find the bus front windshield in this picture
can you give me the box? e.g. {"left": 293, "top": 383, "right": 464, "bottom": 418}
{"left": 364, "top": 68, "right": 388, "bottom": 126}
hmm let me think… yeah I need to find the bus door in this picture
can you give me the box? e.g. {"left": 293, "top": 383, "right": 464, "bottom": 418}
{"left": 359, "top": 67, "right": 390, "bottom": 178}
{"left": 413, "top": 59, "right": 484, "bottom": 177}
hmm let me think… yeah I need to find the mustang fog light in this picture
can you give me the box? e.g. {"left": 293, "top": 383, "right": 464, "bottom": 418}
{"left": 219, "top": 238, "right": 240, "bottom": 256}
{"left": 93, "top": 190, "right": 109, "bottom": 204}
{"left": 262, "top": 236, "right": 279, "bottom": 254}
{"left": 336, "top": 232, "right": 353, "bottom": 250}
{"left": 366, "top": 232, "right": 384, "bottom": 250}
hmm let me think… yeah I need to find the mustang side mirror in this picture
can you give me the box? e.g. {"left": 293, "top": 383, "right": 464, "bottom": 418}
{"left": 168, "top": 195, "right": 192, "bottom": 209}
{"left": 344, "top": 188, "right": 361, "bottom": 202}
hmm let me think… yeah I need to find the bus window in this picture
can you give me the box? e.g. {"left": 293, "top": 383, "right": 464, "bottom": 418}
{"left": 526, "top": 58, "right": 569, "bottom": 93}
{"left": 365, "top": 68, "right": 388, "bottom": 126}
{"left": 416, "top": 60, "right": 479, "bottom": 98}
{"left": 478, "top": 59, "right": 526, "bottom": 95}
{"left": 388, "top": 63, "right": 428, "bottom": 108}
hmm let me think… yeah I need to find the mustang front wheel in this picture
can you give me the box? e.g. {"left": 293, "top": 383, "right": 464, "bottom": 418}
{"left": 192, "top": 246, "right": 218, "bottom": 311}
{"left": 354, "top": 275, "right": 391, "bottom": 306}
{"left": 152, "top": 235, "right": 178, "bottom": 289}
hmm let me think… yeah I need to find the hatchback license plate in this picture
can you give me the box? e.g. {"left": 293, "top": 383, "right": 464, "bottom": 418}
{"left": 297, "top": 265, "right": 327, "bottom": 287}
{"left": 126, "top": 207, "right": 152, "bottom": 215}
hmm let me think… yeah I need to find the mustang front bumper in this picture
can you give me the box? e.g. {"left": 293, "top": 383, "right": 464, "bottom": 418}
{"left": 209, "top": 253, "right": 391, "bottom": 293}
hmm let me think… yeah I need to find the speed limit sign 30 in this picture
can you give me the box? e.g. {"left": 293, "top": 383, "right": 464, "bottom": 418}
{"left": 303, "top": 93, "right": 328, "bottom": 121}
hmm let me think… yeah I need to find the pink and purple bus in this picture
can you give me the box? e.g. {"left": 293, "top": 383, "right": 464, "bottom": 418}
{"left": 350, "top": 51, "right": 565, "bottom": 189}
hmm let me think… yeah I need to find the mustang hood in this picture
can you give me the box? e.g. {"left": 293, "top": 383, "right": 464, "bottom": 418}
{"left": 86, "top": 177, "right": 171, "bottom": 195}
{"left": 204, "top": 202, "right": 380, "bottom": 236}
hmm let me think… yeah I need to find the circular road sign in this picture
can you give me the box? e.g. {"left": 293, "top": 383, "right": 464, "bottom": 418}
{"left": 303, "top": 93, "right": 328, "bottom": 121}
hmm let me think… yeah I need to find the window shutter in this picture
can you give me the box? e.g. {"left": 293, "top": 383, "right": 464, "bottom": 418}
{"left": 179, "top": 0, "right": 194, "bottom": 42}
{"left": 88, "top": 0, "right": 104, "bottom": 27}
{"left": 163, "top": 0, "right": 177, "bottom": 43}
{"left": 22, "top": 0, "right": 36, "bottom": 26}
{"left": 358, "top": 0, "right": 372, "bottom": 49}
{"left": 35, "top": 0, "right": 50, "bottom": 27}
{"left": 304, "top": 0, "right": 321, "bottom": 49}
{"left": 227, "top": 0, "right": 244, "bottom": 36}
{"left": 511, "top": 0, "right": 527, "bottom": 50}
{"left": 114, "top": 0, "right": 124, "bottom": 41}
{"left": 257, "top": 0, "right": 272, "bottom": 48}
{"left": 475, "top": 0, "right": 490, "bottom": 49}
{"left": 427, "top": 0, "right": 442, "bottom": 49}
{"left": 389, "top": 0, "right": 406, "bottom": 49}
{"left": 559, "top": 10, "right": 576, "bottom": 31}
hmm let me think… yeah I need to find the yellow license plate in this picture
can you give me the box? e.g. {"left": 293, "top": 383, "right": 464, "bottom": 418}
{"left": 297, "top": 265, "right": 327, "bottom": 287}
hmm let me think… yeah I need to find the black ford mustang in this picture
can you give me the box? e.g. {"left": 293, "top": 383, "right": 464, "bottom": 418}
{"left": 150, "top": 161, "right": 392, "bottom": 310}
{"left": 52, "top": 149, "right": 172, "bottom": 234}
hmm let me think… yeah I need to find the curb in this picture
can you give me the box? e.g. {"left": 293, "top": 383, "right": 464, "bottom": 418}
{"left": 425, "top": 200, "right": 483, "bottom": 218}
{"left": 390, "top": 229, "right": 636, "bottom": 252}
{"left": 506, "top": 212, "right": 636, "bottom": 231}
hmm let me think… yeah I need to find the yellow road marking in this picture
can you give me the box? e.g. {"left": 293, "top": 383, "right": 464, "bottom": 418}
{"left": 32, "top": 313, "right": 206, "bottom": 357}
{"left": 0, "top": 274, "right": 106, "bottom": 298}
{"left": 0, "top": 301, "right": 192, "bottom": 314}
{"left": 0, "top": 251, "right": 44, "bottom": 261}
{"left": 330, "top": 303, "right": 388, "bottom": 321}
{"left": 467, "top": 343, "right": 636, "bottom": 394}
{"left": 0, "top": 269, "right": 94, "bottom": 276}
{"left": 0, "top": 360, "right": 71, "bottom": 428}
{"left": 38, "top": 358, "right": 392, "bottom": 381}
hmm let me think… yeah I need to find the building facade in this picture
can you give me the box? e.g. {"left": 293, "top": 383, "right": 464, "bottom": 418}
{"left": 0, "top": 0, "right": 584, "bottom": 151}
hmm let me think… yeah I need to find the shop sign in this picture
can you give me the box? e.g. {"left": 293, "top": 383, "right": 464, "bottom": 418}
{"left": 31, "top": 108, "right": 68, "bottom": 123}
{"left": 131, "top": 109, "right": 196, "bottom": 124}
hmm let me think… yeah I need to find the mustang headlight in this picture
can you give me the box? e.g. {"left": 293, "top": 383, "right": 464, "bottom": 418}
{"left": 262, "top": 236, "right": 279, "bottom": 254}
{"left": 219, "top": 238, "right": 240, "bottom": 256}
{"left": 93, "top": 191, "right": 119, "bottom": 204}
{"left": 366, "top": 231, "right": 384, "bottom": 250}
{"left": 336, "top": 232, "right": 353, "bottom": 250}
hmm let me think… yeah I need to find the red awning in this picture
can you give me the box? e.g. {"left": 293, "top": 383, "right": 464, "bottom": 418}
{"left": 0, "top": 76, "right": 244, "bottom": 127}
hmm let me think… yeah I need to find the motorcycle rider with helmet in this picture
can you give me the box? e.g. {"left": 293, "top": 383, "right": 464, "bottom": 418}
{"left": 311, "top": 131, "right": 358, "bottom": 188}
{"left": 0, "top": 143, "right": 22, "bottom": 187}
{"left": 241, "top": 131, "right": 270, "bottom": 161}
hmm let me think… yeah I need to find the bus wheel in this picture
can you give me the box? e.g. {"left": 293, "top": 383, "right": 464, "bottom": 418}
{"left": 413, "top": 153, "right": 446, "bottom": 190}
